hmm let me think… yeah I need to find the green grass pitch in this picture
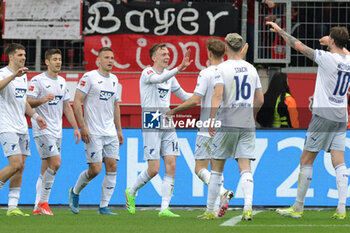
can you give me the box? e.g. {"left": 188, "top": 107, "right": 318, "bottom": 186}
{"left": 0, "top": 208, "right": 350, "bottom": 233}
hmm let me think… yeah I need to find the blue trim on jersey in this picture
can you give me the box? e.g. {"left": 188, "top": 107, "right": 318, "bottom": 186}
{"left": 97, "top": 70, "right": 110, "bottom": 78}
{"left": 193, "top": 92, "right": 204, "bottom": 97}
{"left": 76, "top": 88, "right": 87, "bottom": 95}
{"left": 256, "top": 87, "right": 262, "bottom": 90}
{"left": 44, "top": 72, "right": 58, "bottom": 80}
{"left": 63, "top": 99, "right": 70, "bottom": 103}
{"left": 6, "top": 66, "right": 14, "bottom": 74}
{"left": 27, "top": 94, "right": 37, "bottom": 98}
{"left": 214, "top": 83, "right": 224, "bottom": 87}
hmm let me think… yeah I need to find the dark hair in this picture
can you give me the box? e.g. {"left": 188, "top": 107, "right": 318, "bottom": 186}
{"left": 98, "top": 47, "right": 113, "bottom": 55}
{"left": 149, "top": 43, "right": 167, "bottom": 61}
{"left": 256, "top": 72, "right": 291, "bottom": 127}
{"left": 206, "top": 38, "right": 225, "bottom": 59}
{"left": 330, "top": 26, "right": 349, "bottom": 49}
{"left": 45, "top": 49, "right": 62, "bottom": 60}
{"left": 5, "top": 43, "right": 26, "bottom": 56}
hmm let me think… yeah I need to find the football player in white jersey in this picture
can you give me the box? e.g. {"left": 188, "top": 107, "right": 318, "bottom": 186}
{"left": 166, "top": 39, "right": 243, "bottom": 218}
{"left": 0, "top": 43, "right": 46, "bottom": 216}
{"left": 125, "top": 43, "right": 192, "bottom": 217}
{"left": 68, "top": 47, "right": 123, "bottom": 215}
{"left": 27, "top": 49, "right": 81, "bottom": 215}
{"left": 268, "top": 22, "right": 350, "bottom": 219}
{"left": 206, "top": 33, "right": 264, "bottom": 220}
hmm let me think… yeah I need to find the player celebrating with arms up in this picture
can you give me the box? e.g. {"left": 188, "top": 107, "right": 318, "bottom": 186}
{"left": 267, "top": 21, "right": 350, "bottom": 219}
{"left": 125, "top": 44, "right": 192, "bottom": 217}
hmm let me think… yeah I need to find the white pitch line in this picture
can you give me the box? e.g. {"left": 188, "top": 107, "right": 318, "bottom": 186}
{"left": 220, "top": 210, "right": 263, "bottom": 226}
{"left": 231, "top": 225, "right": 350, "bottom": 227}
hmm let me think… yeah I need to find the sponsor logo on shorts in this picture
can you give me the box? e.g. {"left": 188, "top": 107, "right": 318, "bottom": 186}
{"left": 99, "top": 90, "right": 114, "bottom": 101}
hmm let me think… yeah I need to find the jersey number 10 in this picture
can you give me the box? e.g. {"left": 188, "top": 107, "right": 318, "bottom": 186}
{"left": 333, "top": 71, "right": 350, "bottom": 96}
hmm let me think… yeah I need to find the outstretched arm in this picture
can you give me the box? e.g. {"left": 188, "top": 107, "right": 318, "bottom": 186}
{"left": 266, "top": 21, "right": 315, "bottom": 60}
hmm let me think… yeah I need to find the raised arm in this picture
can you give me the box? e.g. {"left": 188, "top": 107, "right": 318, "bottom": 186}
{"left": 266, "top": 21, "right": 315, "bottom": 60}
{"left": 146, "top": 49, "right": 193, "bottom": 84}
{"left": 0, "top": 67, "right": 28, "bottom": 91}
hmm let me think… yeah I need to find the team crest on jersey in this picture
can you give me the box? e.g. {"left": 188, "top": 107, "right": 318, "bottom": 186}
{"left": 113, "top": 82, "right": 115, "bottom": 87}
{"left": 48, "top": 96, "right": 63, "bottom": 105}
{"left": 15, "top": 88, "right": 26, "bottom": 98}
{"left": 29, "top": 85, "right": 34, "bottom": 91}
{"left": 147, "top": 69, "right": 154, "bottom": 75}
{"left": 158, "top": 88, "right": 169, "bottom": 99}
{"left": 99, "top": 90, "right": 114, "bottom": 100}
{"left": 60, "top": 84, "right": 63, "bottom": 89}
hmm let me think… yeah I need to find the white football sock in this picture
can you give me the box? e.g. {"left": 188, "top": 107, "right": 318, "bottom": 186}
{"left": 207, "top": 171, "right": 222, "bottom": 214}
{"left": 8, "top": 187, "right": 21, "bottom": 211}
{"left": 197, "top": 168, "right": 210, "bottom": 185}
{"left": 129, "top": 170, "right": 151, "bottom": 196}
{"left": 73, "top": 170, "right": 92, "bottom": 195}
{"left": 295, "top": 165, "right": 313, "bottom": 212}
{"left": 335, "top": 163, "right": 348, "bottom": 214}
{"left": 160, "top": 174, "right": 174, "bottom": 212}
{"left": 40, "top": 168, "right": 56, "bottom": 203}
{"left": 34, "top": 175, "right": 42, "bottom": 208}
{"left": 100, "top": 172, "right": 117, "bottom": 208}
{"left": 240, "top": 170, "right": 254, "bottom": 212}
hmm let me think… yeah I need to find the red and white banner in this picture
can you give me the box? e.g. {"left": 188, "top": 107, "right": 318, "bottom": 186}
{"left": 84, "top": 34, "right": 225, "bottom": 72}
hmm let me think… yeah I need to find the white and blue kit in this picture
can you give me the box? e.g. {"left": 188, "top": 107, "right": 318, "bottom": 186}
{"left": 77, "top": 70, "right": 120, "bottom": 163}
{"left": 0, "top": 66, "right": 30, "bottom": 157}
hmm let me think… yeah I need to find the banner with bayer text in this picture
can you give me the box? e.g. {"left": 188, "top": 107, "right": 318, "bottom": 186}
{"left": 0, "top": 129, "right": 349, "bottom": 207}
{"left": 83, "top": 1, "right": 240, "bottom": 72}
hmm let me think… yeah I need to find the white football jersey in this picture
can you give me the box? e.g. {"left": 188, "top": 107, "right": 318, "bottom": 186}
{"left": 312, "top": 50, "right": 350, "bottom": 122}
{"left": 0, "top": 66, "right": 28, "bottom": 134}
{"left": 28, "top": 72, "right": 70, "bottom": 138}
{"left": 193, "top": 65, "right": 224, "bottom": 136}
{"left": 77, "top": 70, "right": 120, "bottom": 136}
{"left": 140, "top": 67, "right": 181, "bottom": 110}
{"left": 215, "top": 59, "right": 262, "bottom": 128}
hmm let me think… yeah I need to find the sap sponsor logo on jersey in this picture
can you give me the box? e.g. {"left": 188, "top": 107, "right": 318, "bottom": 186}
{"left": 15, "top": 88, "right": 26, "bottom": 98}
{"left": 143, "top": 110, "right": 161, "bottom": 129}
{"left": 99, "top": 90, "right": 115, "bottom": 100}
{"left": 48, "top": 96, "right": 63, "bottom": 105}
{"left": 158, "top": 88, "right": 169, "bottom": 99}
